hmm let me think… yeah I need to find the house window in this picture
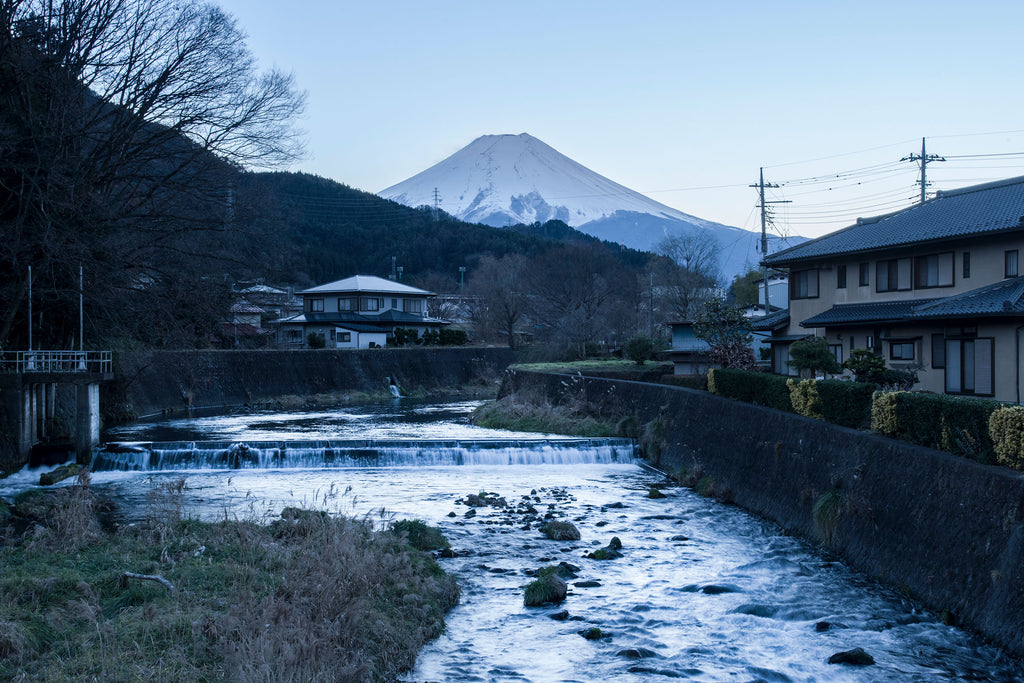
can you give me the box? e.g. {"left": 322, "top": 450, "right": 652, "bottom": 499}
{"left": 360, "top": 297, "right": 382, "bottom": 312}
{"left": 403, "top": 299, "right": 423, "bottom": 314}
{"left": 914, "top": 252, "right": 954, "bottom": 289}
{"left": 329, "top": 329, "right": 336, "bottom": 341}
{"left": 858, "top": 262, "right": 870, "bottom": 286}
{"left": 877, "top": 258, "right": 911, "bottom": 292}
{"left": 889, "top": 341, "right": 915, "bottom": 361}
{"left": 790, "top": 269, "right": 819, "bottom": 299}
{"left": 963, "top": 252, "right": 971, "bottom": 279}
{"left": 391, "top": 298, "right": 398, "bottom": 309}
{"left": 836, "top": 265, "right": 847, "bottom": 289}
{"left": 945, "top": 338, "right": 994, "bottom": 396}
{"left": 1006, "top": 250, "right": 1019, "bottom": 278}
{"left": 310, "top": 298, "right": 324, "bottom": 312}
{"left": 830, "top": 344, "right": 844, "bottom": 365}
{"left": 339, "top": 332, "right": 351, "bottom": 343}
{"left": 931, "top": 333, "right": 945, "bottom": 369}
{"left": 338, "top": 297, "right": 355, "bottom": 311}
{"left": 866, "top": 335, "right": 874, "bottom": 350}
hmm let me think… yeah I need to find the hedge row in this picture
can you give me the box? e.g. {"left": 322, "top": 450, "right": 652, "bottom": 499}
{"left": 871, "top": 391, "right": 1002, "bottom": 464}
{"left": 707, "top": 368, "right": 793, "bottom": 412}
{"left": 705, "top": 369, "right": 1024, "bottom": 468}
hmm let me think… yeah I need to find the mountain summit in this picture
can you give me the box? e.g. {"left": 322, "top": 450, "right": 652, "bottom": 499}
{"left": 379, "top": 133, "right": 798, "bottom": 280}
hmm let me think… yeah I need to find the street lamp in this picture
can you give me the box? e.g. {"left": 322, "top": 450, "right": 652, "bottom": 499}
{"left": 459, "top": 266, "right": 466, "bottom": 289}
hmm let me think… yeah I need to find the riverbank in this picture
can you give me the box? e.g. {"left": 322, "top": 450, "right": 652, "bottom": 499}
{"left": 0, "top": 478, "right": 458, "bottom": 682}
{"left": 497, "top": 369, "right": 1024, "bottom": 660}
{"left": 103, "top": 347, "right": 515, "bottom": 423}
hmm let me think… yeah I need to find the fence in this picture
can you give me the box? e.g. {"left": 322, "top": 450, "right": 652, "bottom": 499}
{"left": 0, "top": 350, "right": 112, "bottom": 374}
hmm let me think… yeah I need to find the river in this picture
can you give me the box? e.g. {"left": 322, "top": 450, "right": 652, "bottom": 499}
{"left": 5, "top": 399, "right": 1022, "bottom": 681}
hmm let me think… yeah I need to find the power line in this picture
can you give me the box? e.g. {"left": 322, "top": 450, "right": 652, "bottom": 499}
{"left": 901, "top": 137, "right": 945, "bottom": 204}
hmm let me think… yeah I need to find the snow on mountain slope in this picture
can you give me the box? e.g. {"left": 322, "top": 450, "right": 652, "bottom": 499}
{"left": 379, "top": 133, "right": 802, "bottom": 280}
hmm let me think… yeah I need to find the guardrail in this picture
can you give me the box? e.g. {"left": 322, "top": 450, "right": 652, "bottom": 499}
{"left": 0, "top": 350, "right": 112, "bottom": 374}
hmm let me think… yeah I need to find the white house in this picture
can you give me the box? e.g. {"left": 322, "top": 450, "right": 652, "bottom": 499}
{"left": 272, "top": 275, "right": 448, "bottom": 349}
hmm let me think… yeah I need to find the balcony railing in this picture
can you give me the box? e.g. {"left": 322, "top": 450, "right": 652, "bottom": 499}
{"left": 0, "top": 350, "right": 112, "bottom": 374}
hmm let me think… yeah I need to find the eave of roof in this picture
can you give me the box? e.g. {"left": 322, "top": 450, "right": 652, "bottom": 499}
{"left": 798, "top": 279, "right": 1024, "bottom": 328}
{"left": 300, "top": 275, "right": 434, "bottom": 297}
{"left": 766, "top": 175, "right": 1024, "bottom": 266}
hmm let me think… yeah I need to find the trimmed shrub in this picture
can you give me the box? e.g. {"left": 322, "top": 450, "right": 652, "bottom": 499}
{"left": 708, "top": 368, "right": 794, "bottom": 412}
{"left": 439, "top": 328, "right": 469, "bottom": 346}
{"left": 871, "top": 391, "right": 1002, "bottom": 462}
{"left": 623, "top": 335, "right": 656, "bottom": 365}
{"left": 788, "top": 378, "right": 875, "bottom": 429}
{"left": 787, "top": 379, "right": 822, "bottom": 420}
{"left": 990, "top": 406, "right": 1024, "bottom": 470}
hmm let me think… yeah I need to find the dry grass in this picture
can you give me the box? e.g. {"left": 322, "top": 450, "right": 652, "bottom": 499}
{"left": 0, "top": 480, "right": 459, "bottom": 682}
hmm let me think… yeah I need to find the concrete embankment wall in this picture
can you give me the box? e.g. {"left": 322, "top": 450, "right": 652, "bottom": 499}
{"left": 500, "top": 369, "right": 1024, "bottom": 658}
{"left": 106, "top": 347, "right": 514, "bottom": 421}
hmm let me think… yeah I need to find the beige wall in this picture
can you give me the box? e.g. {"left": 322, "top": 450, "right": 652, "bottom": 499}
{"left": 778, "top": 236, "right": 1024, "bottom": 403}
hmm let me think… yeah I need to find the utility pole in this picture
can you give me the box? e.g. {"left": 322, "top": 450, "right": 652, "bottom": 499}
{"left": 750, "top": 168, "right": 790, "bottom": 312}
{"left": 901, "top": 137, "right": 945, "bottom": 204}
{"left": 432, "top": 187, "right": 441, "bottom": 222}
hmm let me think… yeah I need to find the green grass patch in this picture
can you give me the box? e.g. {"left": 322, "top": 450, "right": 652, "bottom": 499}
{"left": 0, "top": 484, "right": 459, "bottom": 682}
{"left": 471, "top": 396, "right": 618, "bottom": 437}
{"left": 511, "top": 359, "right": 673, "bottom": 376}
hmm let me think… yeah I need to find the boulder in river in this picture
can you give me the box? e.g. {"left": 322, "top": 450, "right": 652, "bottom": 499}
{"left": 524, "top": 573, "right": 567, "bottom": 606}
{"left": 586, "top": 536, "right": 623, "bottom": 560}
{"left": 828, "top": 647, "right": 875, "bottom": 666}
{"left": 540, "top": 520, "right": 581, "bottom": 541}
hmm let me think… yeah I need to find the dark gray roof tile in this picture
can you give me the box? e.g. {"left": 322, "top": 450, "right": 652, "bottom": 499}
{"left": 767, "top": 175, "right": 1024, "bottom": 265}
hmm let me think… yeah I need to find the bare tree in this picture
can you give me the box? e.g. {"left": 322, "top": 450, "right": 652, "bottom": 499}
{"left": 468, "top": 254, "right": 529, "bottom": 348}
{"left": 0, "top": 0, "right": 305, "bottom": 348}
{"left": 654, "top": 230, "right": 721, "bottom": 321}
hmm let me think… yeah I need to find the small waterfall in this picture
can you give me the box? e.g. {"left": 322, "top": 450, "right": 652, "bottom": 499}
{"left": 92, "top": 438, "right": 637, "bottom": 471}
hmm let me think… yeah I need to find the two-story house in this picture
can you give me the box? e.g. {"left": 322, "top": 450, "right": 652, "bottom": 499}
{"left": 272, "top": 275, "right": 448, "bottom": 348}
{"left": 763, "top": 175, "right": 1024, "bottom": 403}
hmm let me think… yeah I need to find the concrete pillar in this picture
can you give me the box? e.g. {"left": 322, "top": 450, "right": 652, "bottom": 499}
{"left": 19, "top": 384, "right": 34, "bottom": 459}
{"left": 45, "top": 382, "right": 56, "bottom": 437}
{"left": 34, "top": 384, "right": 42, "bottom": 441}
{"left": 75, "top": 381, "right": 100, "bottom": 465}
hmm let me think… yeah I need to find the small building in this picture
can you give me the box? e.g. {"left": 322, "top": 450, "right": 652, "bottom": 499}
{"left": 272, "top": 275, "right": 448, "bottom": 349}
{"left": 669, "top": 321, "right": 712, "bottom": 376}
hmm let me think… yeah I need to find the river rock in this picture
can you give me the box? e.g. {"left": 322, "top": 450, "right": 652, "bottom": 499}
{"left": 540, "top": 520, "right": 581, "bottom": 541}
{"left": 574, "top": 580, "right": 601, "bottom": 588}
{"left": 524, "top": 574, "right": 567, "bottom": 606}
{"left": 586, "top": 536, "right": 623, "bottom": 560}
{"left": 617, "top": 647, "right": 658, "bottom": 659}
{"left": 550, "top": 610, "right": 570, "bottom": 621}
{"left": 579, "top": 627, "right": 606, "bottom": 640}
{"left": 647, "top": 488, "right": 667, "bottom": 499}
{"left": 828, "top": 647, "right": 875, "bottom": 666}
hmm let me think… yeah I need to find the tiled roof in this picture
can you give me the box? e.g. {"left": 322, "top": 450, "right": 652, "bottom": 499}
{"left": 798, "top": 280, "right": 1024, "bottom": 328}
{"left": 751, "top": 308, "right": 790, "bottom": 332}
{"left": 800, "top": 298, "right": 939, "bottom": 327}
{"left": 230, "top": 301, "right": 265, "bottom": 314}
{"left": 766, "top": 175, "right": 1024, "bottom": 266}
{"left": 273, "top": 311, "right": 447, "bottom": 327}
{"left": 910, "top": 277, "right": 1024, "bottom": 319}
{"left": 301, "top": 275, "right": 434, "bottom": 296}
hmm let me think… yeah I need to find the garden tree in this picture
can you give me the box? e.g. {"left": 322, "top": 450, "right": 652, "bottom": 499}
{"left": 653, "top": 230, "right": 721, "bottom": 320}
{"left": 527, "top": 242, "right": 627, "bottom": 358}
{"left": 468, "top": 254, "right": 530, "bottom": 348}
{"left": 843, "top": 348, "right": 919, "bottom": 389}
{"left": 729, "top": 266, "right": 762, "bottom": 308}
{"left": 787, "top": 337, "right": 842, "bottom": 377}
{"left": 412, "top": 271, "right": 462, "bottom": 322}
{"left": 0, "top": 0, "right": 305, "bottom": 349}
{"left": 623, "top": 335, "right": 656, "bottom": 365}
{"left": 692, "top": 298, "right": 756, "bottom": 370}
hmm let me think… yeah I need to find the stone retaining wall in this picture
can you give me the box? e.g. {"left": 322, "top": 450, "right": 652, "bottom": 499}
{"left": 500, "top": 369, "right": 1024, "bottom": 658}
{"left": 106, "top": 347, "right": 515, "bottom": 421}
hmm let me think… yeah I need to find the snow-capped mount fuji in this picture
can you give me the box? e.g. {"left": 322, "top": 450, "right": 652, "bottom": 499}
{"left": 379, "top": 133, "right": 800, "bottom": 281}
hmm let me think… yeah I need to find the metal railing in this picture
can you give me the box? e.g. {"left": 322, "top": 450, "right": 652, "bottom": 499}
{"left": 0, "top": 350, "right": 112, "bottom": 374}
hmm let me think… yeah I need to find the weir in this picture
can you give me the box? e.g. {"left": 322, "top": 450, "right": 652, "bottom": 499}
{"left": 93, "top": 437, "right": 637, "bottom": 471}
{"left": 0, "top": 351, "right": 113, "bottom": 467}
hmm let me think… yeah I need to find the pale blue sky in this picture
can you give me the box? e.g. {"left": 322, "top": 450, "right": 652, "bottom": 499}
{"left": 214, "top": 0, "right": 1024, "bottom": 237}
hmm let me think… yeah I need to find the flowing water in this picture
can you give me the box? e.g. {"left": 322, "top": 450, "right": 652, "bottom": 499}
{"left": 4, "top": 399, "right": 1023, "bottom": 682}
